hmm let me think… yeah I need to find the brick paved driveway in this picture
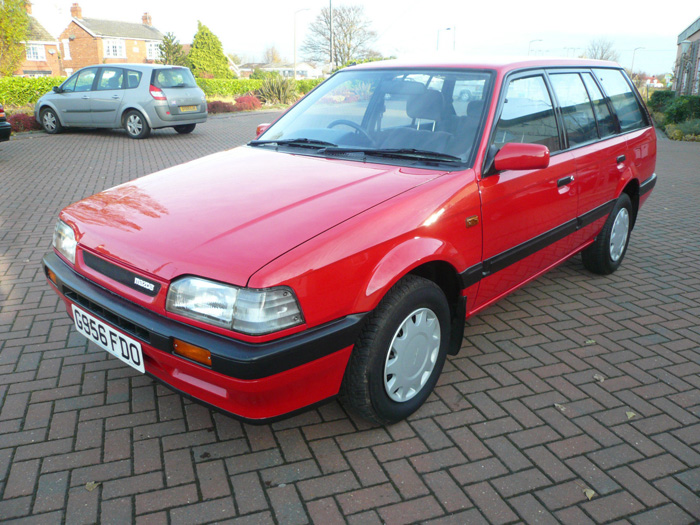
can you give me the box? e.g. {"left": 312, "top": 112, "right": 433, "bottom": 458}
{"left": 1, "top": 116, "right": 699, "bottom": 524}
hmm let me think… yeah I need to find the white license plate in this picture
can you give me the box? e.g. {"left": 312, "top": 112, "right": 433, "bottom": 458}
{"left": 180, "top": 105, "right": 197, "bottom": 112}
{"left": 72, "top": 304, "right": 145, "bottom": 373}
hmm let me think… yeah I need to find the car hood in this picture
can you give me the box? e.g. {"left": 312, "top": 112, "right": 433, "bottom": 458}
{"left": 62, "top": 146, "right": 444, "bottom": 285}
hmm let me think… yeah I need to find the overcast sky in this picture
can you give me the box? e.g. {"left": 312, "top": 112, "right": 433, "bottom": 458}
{"left": 30, "top": 0, "right": 699, "bottom": 75}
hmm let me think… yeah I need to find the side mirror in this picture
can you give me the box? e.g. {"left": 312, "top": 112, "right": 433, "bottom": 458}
{"left": 493, "top": 143, "right": 550, "bottom": 172}
{"left": 255, "top": 123, "right": 270, "bottom": 137}
{"left": 52, "top": 86, "right": 63, "bottom": 94}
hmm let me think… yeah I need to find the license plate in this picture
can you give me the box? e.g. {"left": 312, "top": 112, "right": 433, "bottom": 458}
{"left": 72, "top": 304, "right": 145, "bottom": 373}
{"left": 180, "top": 105, "right": 197, "bottom": 112}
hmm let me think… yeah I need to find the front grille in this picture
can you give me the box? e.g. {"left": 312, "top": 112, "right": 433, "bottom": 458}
{"left": 64, "top": 287, "right": 152, "bottom": 344}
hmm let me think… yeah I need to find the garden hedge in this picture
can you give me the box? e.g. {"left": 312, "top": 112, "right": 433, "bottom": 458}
{"left": 0, "top": 76, "right": 65, "bottom": 107}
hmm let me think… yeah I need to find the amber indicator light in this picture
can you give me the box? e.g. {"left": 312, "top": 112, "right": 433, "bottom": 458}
{"left": 46, "top": 267, "right": 58, "bottom": 285}
{"left": 465, "top": 215, "right": 479, "bottom": 228}
{"left": 173, "top": 339, "right": 212, "bottom": 367}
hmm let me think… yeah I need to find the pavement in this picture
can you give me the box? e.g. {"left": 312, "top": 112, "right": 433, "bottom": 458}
{"left": 0, "top": 115, "right": 699, "bottom": 524}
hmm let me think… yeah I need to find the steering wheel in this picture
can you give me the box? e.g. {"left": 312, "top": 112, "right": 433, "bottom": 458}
{"left": 327, "top": 119, "right": 374, "bottom": 144}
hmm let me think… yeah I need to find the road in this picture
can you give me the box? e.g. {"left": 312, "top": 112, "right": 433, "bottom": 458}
{"left": 1, "top": 116, "right": 699, "bottom": 524}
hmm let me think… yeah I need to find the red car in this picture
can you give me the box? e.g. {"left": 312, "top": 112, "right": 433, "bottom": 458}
{"left": 44, "top": 58, "right": 656, "bottom": 424}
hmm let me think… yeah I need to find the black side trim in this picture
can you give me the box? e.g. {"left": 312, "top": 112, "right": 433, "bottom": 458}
{"left": 639, "top": 173, "right": 657, "bottom": 196}
{"left": 44, "top": 252, "right": 367, "bottom": 380}
{"left": 459, "top": 199, "right": 615, "bottom": 287}
{"left": 83, "top": 251, "right": 161, "bottom": 297}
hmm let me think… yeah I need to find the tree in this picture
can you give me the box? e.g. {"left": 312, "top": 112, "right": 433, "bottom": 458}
{"left": 263, "top": 46, "right": 282, "bottom": 64}
{"left": 187, "top": 21, "right": 233, "bottom": 79}
{"left": 301, "top": 5, "right": 378, "bottom": 66}
{"left": 585, "top": 38, "right": 620, "bottom": 62}
{"left": 0, "top": 0, "right": 30, "bottom": 77}
{"left": 157, "top": 32, "right": 187, "bottom": 66}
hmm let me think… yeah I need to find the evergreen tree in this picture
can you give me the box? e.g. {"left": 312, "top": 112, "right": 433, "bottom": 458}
{"left": 157, "top": 32, "right": 187, "bottom": 66}
{"left": 187, "top": 21, "right": 233, "bottom": 79}
{"left": 0, "top": 0, "right": 30, "bottom": 77}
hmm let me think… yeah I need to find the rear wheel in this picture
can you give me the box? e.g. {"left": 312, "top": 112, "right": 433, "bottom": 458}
{"left": 174, "top": 124, "right": 196, "bottom": 134}
{"left": 124, "top": 110, "right": 150, "bottom": 139}
{"left": 40, "top": 108, "right": 62, "bottom": 134}
{"left": 339, "top": 275, "right": 450, "bottom": 425}
{"left": 582, "top": 193, "right": 633, "bottom": 274}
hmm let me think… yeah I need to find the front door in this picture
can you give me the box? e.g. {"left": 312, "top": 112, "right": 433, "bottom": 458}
{"left": 91, "top": 67, "right": 125, "bottom": 127}
{"left": 55, "top": 67, "right": 98, "bottom": 126}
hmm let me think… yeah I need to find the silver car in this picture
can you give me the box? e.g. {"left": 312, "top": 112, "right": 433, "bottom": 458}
{"left": 35, "top": 64, "right": 207, "bottom": 139}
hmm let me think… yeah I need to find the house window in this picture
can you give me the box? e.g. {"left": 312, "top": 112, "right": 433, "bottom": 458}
{"left": 26, "top": 44, "right": 46, "bottom": 61}
{"left": 103, "top": 39, "right": 126, "bottom": 59}
{"left": 147, "top": 42, "right": 161, "bottom": 60}
{"left": 62, "top": 39, "right": 71, "bottom": 61}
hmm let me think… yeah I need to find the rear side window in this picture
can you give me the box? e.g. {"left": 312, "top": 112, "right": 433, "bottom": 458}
{"left": 97, "top": 68, "right": 124, "bottom": 91}
{"left": 593, "top": 69, "right": 647, "bottom": 132}
{"left": 492, "top": 75, "right": 560, "bottom": 152}
{"left": 125, "top": 70, "right": 142, "bottom": 89}
{"left": 152, "top": 68, "right": 197, "bottom": 89}
{"left": 549, "top": 73, "right": 597, "bottom": 147}
{"left": 581, "top": 73, "right": 616, "bottom": 138}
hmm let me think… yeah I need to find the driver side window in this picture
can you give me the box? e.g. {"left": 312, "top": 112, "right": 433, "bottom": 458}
{"left": 493, "top": 75, "right": 560, "bottom": 152}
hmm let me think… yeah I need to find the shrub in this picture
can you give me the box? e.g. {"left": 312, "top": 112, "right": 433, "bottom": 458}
{"left": 648, "top": 90, "right": 675, "bottom": 112}
{"left": 296, "top": 78, "right": 324, "bottom": 94}
{"left": 234, "top": 95, "right": 262, "bottom": 111}
{"left": 650, "top": 111, "right": 666, "bottom": 126}
{"left": 664, "top": 124, "right": 683, "bottom": 140}
{"left": 664, "top": 95, "right": 700, "bottom": 124}
{"left": 676, "top": 118, "right": 700, "bottom": 136}
{"left": 8, "top": 112, "right": 41, "bottom": 132}
{"left": 257, "top": 76, "right": 297, "bottom": 105}
{"left": 250, "top": 69, "right": 280, "bottom": 80}
{"left": 0, "top": 76, "right": 65, "bottom": 106}
{"left": 207, "top": 100, "right": 235, "bottom": 114}
{"left": 196, "top": 78, "right": 263, "bottom": 98}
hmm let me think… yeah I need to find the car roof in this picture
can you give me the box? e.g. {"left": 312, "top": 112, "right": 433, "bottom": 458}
{"left": 76, "top": 64, "right": 190, "bottom": 72}
{"left": 346, "top": 56, "right": 620, "bottom": 74}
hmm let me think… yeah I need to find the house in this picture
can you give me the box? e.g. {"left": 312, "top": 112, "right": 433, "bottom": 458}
{"left": 239, "top": 62, "right": 324, "bottom": 79}
{"left": 15, "top": 2, "right": 61, "bottom": 77}
{"left": 58, "top": 3, "right": 164, "bottom": 76}
{"left": 674, "top": 16, "right": 700, "bottom": 96}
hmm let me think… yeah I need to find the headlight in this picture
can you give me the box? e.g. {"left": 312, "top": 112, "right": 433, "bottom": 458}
{"left": 166, "top": 277, "right": 304, "bottom": 335}
{"left": 53, "top": 220, "right": 77, "bottom": 264}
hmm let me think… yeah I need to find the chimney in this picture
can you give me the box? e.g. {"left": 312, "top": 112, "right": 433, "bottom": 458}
{"left": 24, "top": 1, "right": 32, "bottom": 15}
{"left": 142, "top": 12, "right": 152, "bottom": 26}
{"left": 70, "top": 3, "right": 82, "bottom": 19}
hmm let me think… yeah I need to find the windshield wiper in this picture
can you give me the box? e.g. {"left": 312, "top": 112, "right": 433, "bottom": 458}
{"left": 321, "top": 147, "right": 462, "bottom": 163}
{"left": 248, "top": 138, "right": 338, "bottom": 149}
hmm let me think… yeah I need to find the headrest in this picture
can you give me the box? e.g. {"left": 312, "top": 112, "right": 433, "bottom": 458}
{"left": 407, "top": 90, "right": 443, "bottom": 121}
{"left": 467, "top": 99, "right": 484, "bottom": 117}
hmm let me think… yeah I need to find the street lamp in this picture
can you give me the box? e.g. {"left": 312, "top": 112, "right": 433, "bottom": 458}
{"left": 294, "top": 8, "right": 310, "bottom": 80}
{"left": 630, "top": 46, "right": 644, "bottom": 77}
{"left": 437, "top": 27, "right": 455, "bottom": 51}
{"left": 528, "top": 39, "right": 543, "bottom": 56}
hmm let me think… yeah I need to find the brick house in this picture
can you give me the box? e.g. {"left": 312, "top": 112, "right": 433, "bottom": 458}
{"left": 58, "top": 3, "right": 164, "bottom": 76}
{"left": 675, "top": 16, "right": 700, "bottom": 95}
{"left": 15, "top": 2, "right": 62, "bottom": 77}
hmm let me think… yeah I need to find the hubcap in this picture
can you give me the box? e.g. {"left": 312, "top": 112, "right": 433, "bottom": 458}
{"left": 127, "top": 115, "right": 142, "bottom": 136}
{"left": 610, "top": 207, "right": 630, "bottom": 262}
{"left": 384, "top": 308, "right": 440, "bottom": 403}
{"left": 43, "top": 112, "right": 56, "bottom": 131}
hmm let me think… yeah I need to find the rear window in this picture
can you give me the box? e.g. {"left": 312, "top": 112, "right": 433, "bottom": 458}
{"left": 152, "top": 68, "right": 197, "bottom": 89}
{"left": 593, "top": 69, "right": 647, "bottom": 133}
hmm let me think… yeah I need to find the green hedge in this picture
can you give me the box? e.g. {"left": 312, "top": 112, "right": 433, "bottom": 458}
{"left": 296, "top": 78, "right": 324, "bottom": 94}
{"left": 0, "top": 76, "right": 65, "bottom": 107}
{"left": 196, "top": 77, "right": 324, "bottom": 98}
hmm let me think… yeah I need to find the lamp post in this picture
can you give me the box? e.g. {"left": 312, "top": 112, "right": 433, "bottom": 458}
{"left": 630, "top": 46, "right": 644, "bottom": 79}
{"left": 294, "top": 8, "right": 310, "bottom": 80}
{"left": 528, "top": 39, "right": 543, "bottom": 56}
{"left": 329, "top": 0, "right": 334, "bottom": 70}
{"left": 437, "top": 27, "right": 453, "bottom": 51}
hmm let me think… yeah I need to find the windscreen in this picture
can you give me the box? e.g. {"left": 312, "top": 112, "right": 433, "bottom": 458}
{"left": 258, "top": 68, "right": 492, "bottom": 164}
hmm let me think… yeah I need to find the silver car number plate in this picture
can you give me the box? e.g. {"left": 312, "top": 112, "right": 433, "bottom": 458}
{"left": 72, "top": 304, "right": 145, "bottom": 373}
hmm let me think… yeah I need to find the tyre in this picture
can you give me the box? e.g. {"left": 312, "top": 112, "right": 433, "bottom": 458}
{"left": 124, "top": 110, "right": 151, "bottom": 139}
{"left": 174, "top": 124, "right": 196, "bottom": 134}
{"left": 339, "top": 275, "right": 450, "bottom": 425}
{"left": 582, "top": 193, "right": 633, "bottom": 275}
{"left": 40, "top": 108, "right": 63, "bottom": 134}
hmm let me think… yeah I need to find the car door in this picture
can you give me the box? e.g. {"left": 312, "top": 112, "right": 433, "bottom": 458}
{"left": 56, "top": 67, "right": 98, "bottom": 126}
{"left": 91, "top": 67, "right": 125, "bottom": 127}
{"left": 475, "top": 72, "right": 579, "bottom": 308}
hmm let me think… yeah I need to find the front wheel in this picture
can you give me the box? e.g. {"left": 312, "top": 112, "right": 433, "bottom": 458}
{"left": 582, "top": 193, "right": 633, "bottom": 274}
{"left": 339, "top": 275, "right": 450, "bottom": 425}
{"left": 124, "top": 110, "right": 150, "bottom": 139}
{"left": 174, "top": 124, "right": 196, "bottom": 134}
{"left": 41, "top": 108, "right": 63, "bottom": 134}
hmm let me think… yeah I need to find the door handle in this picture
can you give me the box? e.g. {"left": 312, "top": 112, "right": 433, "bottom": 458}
{"left": 557, "top": 175, "right": 574, "bottom": 187}
{"left": 112, "top": 95, "right": 120, "bottom": 99}
{"left": 81, "top": 95, "right": 89, "bottom": 99}
{"left": 616, "top": 154, "right": 626, "bottom": 163}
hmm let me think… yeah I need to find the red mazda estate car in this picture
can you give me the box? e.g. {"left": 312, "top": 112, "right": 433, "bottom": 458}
{"left": 44, "top": 58, "right": 656, "bottom": 424}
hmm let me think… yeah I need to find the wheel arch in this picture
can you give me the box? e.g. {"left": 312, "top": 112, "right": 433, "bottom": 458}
{"left": 120, "top": 106, "right": 153, "bottom": 128}
{"left": 38, "top": 103, "right": 65, "bottom": 126}
{"left": 622, "top": 178, "right": 640, "bottom": 229}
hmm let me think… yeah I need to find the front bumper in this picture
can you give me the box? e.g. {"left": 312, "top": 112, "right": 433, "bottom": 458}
{"left": 43, "top": 251, "right": 365, "bottom": 422}
{"left": 0, "top": 121, "right": 11, "bottom": 142}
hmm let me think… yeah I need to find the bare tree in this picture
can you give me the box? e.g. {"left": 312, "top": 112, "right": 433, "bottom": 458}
{"left": 301, "top": 5, "right": 378, "bottom": 66}
{"left": 585, "top": 38, "right": 620, "bottom": 62}
{"left": 263, "top": 46, "right": 282, "bottom": 64}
